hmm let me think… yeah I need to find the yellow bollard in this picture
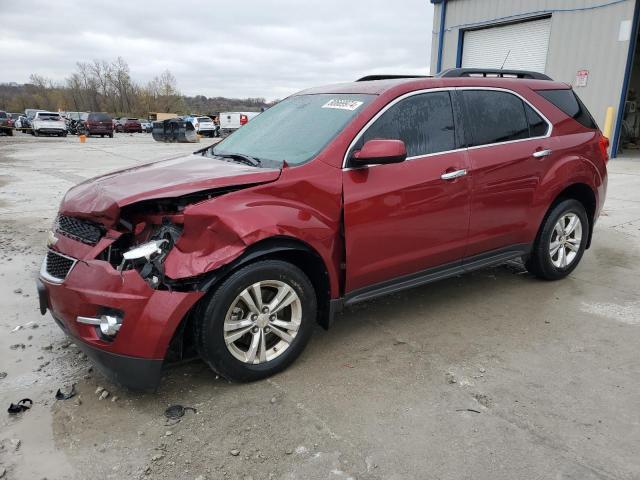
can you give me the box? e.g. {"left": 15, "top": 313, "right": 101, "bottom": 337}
{"left": 603, "top": 106, "right": 615, "bottom": 139}
{"left": 79, "top": 135, "right": 86, "bottom": 143}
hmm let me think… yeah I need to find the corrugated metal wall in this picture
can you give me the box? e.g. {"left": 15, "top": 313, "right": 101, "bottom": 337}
{"left": 431, "top": 0, "right": 637, "bottom": 131}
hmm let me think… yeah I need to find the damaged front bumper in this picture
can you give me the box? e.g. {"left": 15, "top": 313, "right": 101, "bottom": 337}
{"left": 37, "top": 250, "right": 204, "bottom": 391}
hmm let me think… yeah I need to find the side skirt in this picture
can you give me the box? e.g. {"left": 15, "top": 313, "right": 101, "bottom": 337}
{"left": 337, "top": 244, "right": 531, "bottom": 310}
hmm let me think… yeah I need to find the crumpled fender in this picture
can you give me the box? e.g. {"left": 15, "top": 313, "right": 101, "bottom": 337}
{"left": 163, "top": 163, "right": 344, "bottom": 297}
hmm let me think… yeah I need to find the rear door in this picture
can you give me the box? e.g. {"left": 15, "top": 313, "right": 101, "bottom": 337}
{"left": 461, "top": 89, "right": 553, "bottom": 257}
{"left": 343, "top": 90, "right": 472, "bottom": 292}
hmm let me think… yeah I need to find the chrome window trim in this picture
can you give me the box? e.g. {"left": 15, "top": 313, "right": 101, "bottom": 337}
{"left": 40, "top": 249, "right": 77, "bottom": 284}
{"left": 341, "top": 86, "right": 553, "bottom": 169}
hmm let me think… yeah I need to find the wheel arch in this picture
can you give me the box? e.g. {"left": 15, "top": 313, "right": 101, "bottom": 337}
{"left": 166, "top": 236, "right": 336, "bottom": 362}
{"left": 550, "top": 182, "right": 597, "bottom": 249}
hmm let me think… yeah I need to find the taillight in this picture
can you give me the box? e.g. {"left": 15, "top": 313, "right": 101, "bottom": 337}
{"left": 240, "top": 114, "right": 248, "bottom": 126}
{"left": 599, "top": 134, "right": 610, "bottom": 163}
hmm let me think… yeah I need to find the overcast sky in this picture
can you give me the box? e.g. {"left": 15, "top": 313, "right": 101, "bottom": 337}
{"left": 0, "top": 0, "right": 433, "bottom": 100}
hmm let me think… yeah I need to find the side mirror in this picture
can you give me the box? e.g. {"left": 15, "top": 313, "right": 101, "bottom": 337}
{"left": 351, "top": 139, "right": 407, "bottom": 166}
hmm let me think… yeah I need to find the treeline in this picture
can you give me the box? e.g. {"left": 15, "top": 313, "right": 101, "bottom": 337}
{"left": 0, "top": 57, "right": 272, "bottom": 117}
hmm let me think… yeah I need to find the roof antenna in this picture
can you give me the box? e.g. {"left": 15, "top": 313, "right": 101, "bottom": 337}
{"left": 500, "top": 50, "right": 512, "bottom": 70}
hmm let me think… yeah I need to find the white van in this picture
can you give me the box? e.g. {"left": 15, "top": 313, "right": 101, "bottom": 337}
{"left": 218, "top": 111, "right": 260, "bottom": 135}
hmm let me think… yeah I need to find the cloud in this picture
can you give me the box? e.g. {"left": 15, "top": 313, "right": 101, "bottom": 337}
{"left": 0, "top": 0, "right": 433, "bottom": 100}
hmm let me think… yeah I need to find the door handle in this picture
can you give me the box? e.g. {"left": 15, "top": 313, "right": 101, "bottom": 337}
{"left": 532, "top": 149, "right": 552, "bottom": 158}
{"left": 441, "top": 169, "right": 467, "bottom": 181}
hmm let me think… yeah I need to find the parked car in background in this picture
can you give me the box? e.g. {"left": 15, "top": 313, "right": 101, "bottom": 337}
{"left": 32, "top": 111, "right": 67, "bottom": 137}
{"left": 84, "top": 112, "right": 114, "bottom": 137}
{"left": 0, "top": 111, "right": 14, "bottom": 136}
{"left": 185, "top": 115, "right": 219, "bottom": 137}
{"left": 219, "top": 111, "right": 260, "bottom": 135}
{"left": 117, "top": 117, "right": 142, "bottom": 133}
{"left": 14, "top": 114, "right": 29, "bottom": 132}
{"left": 140, "top": 119, "right": 152, "bottom": 133}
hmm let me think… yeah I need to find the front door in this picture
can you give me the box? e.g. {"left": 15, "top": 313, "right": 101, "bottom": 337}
{"left": 343, "top": 90, "right": 472, "bottom": 293}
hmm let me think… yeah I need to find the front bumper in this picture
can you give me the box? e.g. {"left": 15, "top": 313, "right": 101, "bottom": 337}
{"left": 37, "top": 247, "right": 204, "bottom": 390}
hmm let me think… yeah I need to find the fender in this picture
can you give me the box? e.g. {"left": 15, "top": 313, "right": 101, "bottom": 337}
{"left": 531, "top": 148, "right": 606, "bottom": 246}
{"left": 163, "top": 162, "right": 344, "bottom": 300}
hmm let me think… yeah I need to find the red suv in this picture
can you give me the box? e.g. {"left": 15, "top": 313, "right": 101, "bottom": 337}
{"left": 84, "top": 112, "right": 114, "bottom": 138}
{"left": 37, "top": 69, "right": 608, "bottom": 390}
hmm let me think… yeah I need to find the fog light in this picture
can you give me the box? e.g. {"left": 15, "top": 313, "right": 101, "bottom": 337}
{"left": 77, "top": 314, "right": 123, "bottom": 337}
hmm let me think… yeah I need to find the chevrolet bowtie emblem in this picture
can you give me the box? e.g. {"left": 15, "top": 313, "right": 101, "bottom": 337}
{"left": 47, "top": 231, "right": 59, "bottom": 247}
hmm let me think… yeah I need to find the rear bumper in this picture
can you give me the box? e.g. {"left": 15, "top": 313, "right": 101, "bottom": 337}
{"left": 37, "top": 253, "right": 204, "bottom": 390}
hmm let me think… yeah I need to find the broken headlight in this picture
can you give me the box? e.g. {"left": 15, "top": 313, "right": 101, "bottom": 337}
{"left": 116, "top": 220, "right": 183, "bottom": 288}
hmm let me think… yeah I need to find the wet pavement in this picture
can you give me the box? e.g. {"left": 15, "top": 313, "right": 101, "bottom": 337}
{"left": 1, "top": 133, "right": 639, "bottom": 480}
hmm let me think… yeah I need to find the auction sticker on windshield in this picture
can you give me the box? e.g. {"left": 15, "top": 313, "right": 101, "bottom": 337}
{"left": 322, "top": 99, "right": 364, "bottom": 111}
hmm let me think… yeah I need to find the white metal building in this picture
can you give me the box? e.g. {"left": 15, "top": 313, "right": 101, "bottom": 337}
{"left": 430, "top": 0, "right": 640, "bottom": 157}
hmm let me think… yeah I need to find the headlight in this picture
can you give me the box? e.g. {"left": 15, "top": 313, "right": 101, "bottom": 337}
{"left": 122, "top": 239, "right": 168, "bottom": 261}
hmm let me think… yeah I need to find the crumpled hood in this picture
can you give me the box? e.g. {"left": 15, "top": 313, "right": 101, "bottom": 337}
{"left": 60, "top": 154, "right": 281, "bottom": 226}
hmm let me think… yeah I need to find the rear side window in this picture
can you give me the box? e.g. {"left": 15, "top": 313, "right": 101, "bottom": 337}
{"left": 356, "top": 91, "right": 456, "bottom": 157}
{"left": 462, "top": 90, "right": 529, "bottom": 146}
{"left": 537, "top": 89, "right": 597, "bottom": 129}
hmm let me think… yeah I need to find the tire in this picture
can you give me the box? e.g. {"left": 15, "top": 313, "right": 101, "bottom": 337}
{"left": 109, "top": 132, "right": 113, "bottom": 138}
{"left": 34, "top": 130, "right": 39, "bottom": 137}
{"left": 526, "top": 199, "right": 589, "bottom": 280}
{"left": 6, "top": 128, "right": 13, "bottom": 136}
{"left": 195, "top": 260, "right": 317, "bottom": 382}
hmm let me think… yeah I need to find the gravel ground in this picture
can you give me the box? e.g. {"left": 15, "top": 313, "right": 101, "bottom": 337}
{"left": 0, "top": 132, "right": 639, "bottom": 480}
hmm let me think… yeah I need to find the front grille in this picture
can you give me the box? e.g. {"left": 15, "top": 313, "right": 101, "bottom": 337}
{"left": 45, "top": 250, "right": 76, "bottom": 281}
{"left": 56, "top": 215, "right": 103, "bottom": 245}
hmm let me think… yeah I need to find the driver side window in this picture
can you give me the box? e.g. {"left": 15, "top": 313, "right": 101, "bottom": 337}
{"left": 353, "top": 91, "right": 456, "bottom": 158}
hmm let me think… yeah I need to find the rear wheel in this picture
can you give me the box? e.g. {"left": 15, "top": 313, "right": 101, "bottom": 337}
{"left": 196, "top": 260, "right": 316, "bottom": 382}
{"left": 526, "top": 199, "right": 589, "bottom": 280}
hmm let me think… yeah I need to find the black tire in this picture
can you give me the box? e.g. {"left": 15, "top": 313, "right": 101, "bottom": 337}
{"left": 196, "top": 260, "right": 316, "bottom": 382}
{"left": 109, "top": 132, "right": 114, "bottom": 138}
{"left": 34, "top": 130, "right": 39, "bottom": 137}
{"left": 526, "top": 199, "right": 589, "bottom": 280}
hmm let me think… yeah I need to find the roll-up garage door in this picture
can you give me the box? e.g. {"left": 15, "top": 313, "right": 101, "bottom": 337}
{"left": 462, "top": 17, "right": 551, "bottom": 73}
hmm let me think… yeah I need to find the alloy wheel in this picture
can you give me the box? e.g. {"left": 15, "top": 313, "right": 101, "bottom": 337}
{"left": 223, "top": 280, "right": 302, "bottom": 364}
{"left": 549, "top": 213, "right": 583, "bottom": 268}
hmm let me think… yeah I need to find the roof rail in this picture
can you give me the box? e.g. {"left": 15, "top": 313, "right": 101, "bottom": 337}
{"left": 356, "top": 75, "right": 429, "bottom": 82}
{"left": 437, "top": 68, "right": 552, "bottom": 81}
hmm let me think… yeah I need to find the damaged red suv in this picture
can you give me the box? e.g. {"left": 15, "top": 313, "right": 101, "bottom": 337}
{"left": 37, "top": 69, "right": 608, "bottom": 390}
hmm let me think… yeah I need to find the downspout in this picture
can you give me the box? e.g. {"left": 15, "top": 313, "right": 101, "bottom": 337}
{"left": 436, "top": 0, "right": 448, "bottom": 73}
{"left": 612, "top": 0, "right": 640, "bottom": 158}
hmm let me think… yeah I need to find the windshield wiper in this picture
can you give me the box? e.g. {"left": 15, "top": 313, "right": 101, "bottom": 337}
{"left": 215, "top": 152, "right": 262, "bottom": 167}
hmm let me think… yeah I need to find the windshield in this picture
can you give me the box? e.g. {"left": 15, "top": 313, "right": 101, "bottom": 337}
{"left": 213, "top": 93, "right": 374, "bottom": 166}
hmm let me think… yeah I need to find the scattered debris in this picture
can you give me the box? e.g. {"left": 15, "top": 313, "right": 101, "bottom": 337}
{"left": 165, "top": 431, "right": 173, "bottom": 436}
{"left": 445, "top": 372, "right": 457, "bottom": 384}
{"left": 472, "top": 393, "right": 492, "bottom": 408}
{"left": 151, "top": 453, "right": 164, "bottom": 461}
{"left": 111, "top": 395, "right": 119, "bottom": 403}
{"left": 99, "top": 390, "right": 110, "bottom": 400}
{"left": 270, "top": 397, "right": 277, "bottom": 404}
{"left": 285, "top": 448, "right": 293, "bottom": 455}
{"left": 10, "top": 343, "right": 26, "bottom": 350}
{"left": 164, "top": 404, "right": 197, "bottom": 425}
{"left": 456, "top": 408, "right": 482, "bottom": 414}
{"left": 7, "top": 398, "right": 33, "bottom": 414}
{"left": 0, "top": 372, "right": 7, "bottom": 380}
{"left": 229, "top": 449, "right": 240, "bottom": 456}
{"left": 13, "top": 288, "right": 22, "bottom": 294}
{"left": 11, "top": 321, "right": 34, "bottom": 332}
{"left": 55, "top": 384, "right": 77, "bottom": 401}
{"left": 95, "top": 386, "right": 104, "bottom": 395}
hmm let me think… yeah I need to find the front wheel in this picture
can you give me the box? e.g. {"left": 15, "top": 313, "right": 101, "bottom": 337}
{"left": 196, "top": 260, "right": 316, "bottom": 382}
{"left": 526, "top": 199, "right": 589, "bottom": 280}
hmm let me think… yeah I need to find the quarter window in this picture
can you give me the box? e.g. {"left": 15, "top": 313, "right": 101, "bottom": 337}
{"left": 525, "top": 104, "right": 549, "bottom": 137}
{"left": 462, "top": 90, "right": 530, "bottom": 146}
{"left": 355, "top": 91, "right": 456, "bottom": 158}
